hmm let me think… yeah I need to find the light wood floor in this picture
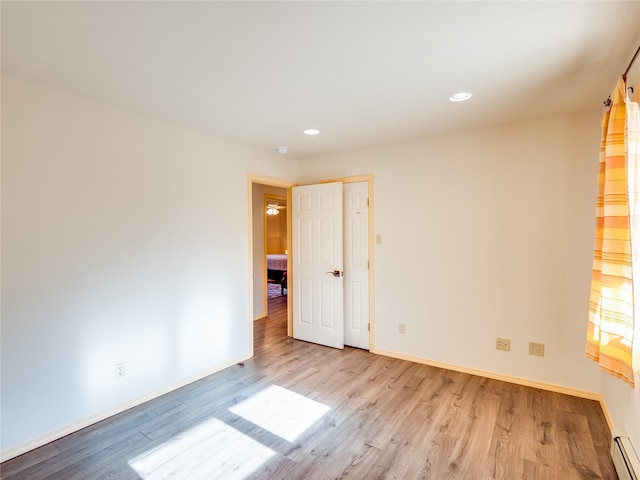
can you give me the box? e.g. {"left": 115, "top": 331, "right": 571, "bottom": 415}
{"left": 1, "top": 295, "right": 617, "bottom": 479}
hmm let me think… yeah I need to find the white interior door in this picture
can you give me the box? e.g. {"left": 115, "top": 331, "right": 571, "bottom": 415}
{"left": 292, "top": 182, "right": 344, "bottom": 349}
{"left": 344, "top": 182, "right": 370, "bottom": 349}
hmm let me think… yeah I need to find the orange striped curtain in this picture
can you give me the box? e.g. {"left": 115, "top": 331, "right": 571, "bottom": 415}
{"left": 627, "top": 81, "right": 640, "bottom": 380}
{"left": 586, "top": 78, "right": 638, "bottom": 387}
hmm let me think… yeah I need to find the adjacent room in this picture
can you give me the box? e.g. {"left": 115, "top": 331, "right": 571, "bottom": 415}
{"left": 2, "top": 1, "right": 640, "bottom": 478}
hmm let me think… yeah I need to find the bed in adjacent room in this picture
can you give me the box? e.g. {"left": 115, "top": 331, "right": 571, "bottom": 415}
{"left": 267, "top": 254, "right": 287, "bottom": 295}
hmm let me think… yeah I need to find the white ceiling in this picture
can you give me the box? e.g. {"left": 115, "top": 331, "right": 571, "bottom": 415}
{"left": 2, "top": 1, "right": 639, "bottom": 159}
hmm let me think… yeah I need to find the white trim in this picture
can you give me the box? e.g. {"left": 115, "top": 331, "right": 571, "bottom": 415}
{"left": 600, "top": 396, "right": 617, "bottom": 433}
{"left": 0, "top": 353, "right": 251, "bottom": 463}
{"left": 371, "top": 347, "right": 602, "bottom": 401}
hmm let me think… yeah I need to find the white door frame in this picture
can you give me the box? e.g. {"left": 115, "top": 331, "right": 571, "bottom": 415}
{"left": 247, "top": 173, "right": 374, "bottom": 352}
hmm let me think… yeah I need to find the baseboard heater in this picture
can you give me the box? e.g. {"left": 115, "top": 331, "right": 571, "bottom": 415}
{"left": 612, "top": 432, "right": 639, "bottom": 480}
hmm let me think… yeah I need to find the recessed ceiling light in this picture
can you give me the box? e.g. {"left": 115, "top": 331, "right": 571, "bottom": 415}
{"left": 276, "top": 146, "right": 288, "bottom": 154}
{"left": 449, "top": 92, "right": 472, "bottom": 102}
{"left": 304, "top": 129, "right": 320, "bottom": 135}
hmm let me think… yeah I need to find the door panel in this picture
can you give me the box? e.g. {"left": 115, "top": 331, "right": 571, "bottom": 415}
{"left": 344, "top": 182, "right": 370, "bottom": 349}
{"left": 292, "top": 182, "right": 344, "bottom": 349}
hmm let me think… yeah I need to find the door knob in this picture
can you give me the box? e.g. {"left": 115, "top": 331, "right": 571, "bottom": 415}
{"left": 326, "top": 270, "right": 343, "bottom": 277}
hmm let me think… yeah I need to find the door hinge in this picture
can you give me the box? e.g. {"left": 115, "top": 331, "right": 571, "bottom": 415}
{"left": 367, "top": 260, "right": 370, "bottom": 269}
{"left": 367, "top": 198, "right": 369, "bottom": 207}
{"left": 367, "top": 323, "right": 370, "bottom": 332}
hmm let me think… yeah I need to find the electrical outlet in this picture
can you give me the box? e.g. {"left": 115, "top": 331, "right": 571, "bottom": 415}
{"left": 496, "top": 337, "right": 510, "bottom": 351}
{"left": 115, "top": 362, "right": 126, "bottom": 379}
{"left": 399, "top": 323, "right": 406, "bottom": 334}
{"left": 529, "top": 342, "right": 545, "bottom": 357}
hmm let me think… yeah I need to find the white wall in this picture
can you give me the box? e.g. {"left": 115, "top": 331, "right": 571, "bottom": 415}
{"left": 4, "top": 72, "right": 639, "bottom": 459}
{"left": 299, "top": 112, "right": 606, "bottom": 394}
{"left": 601, "top": 373, "right": 640, "bottom": 449}
{"left": 0, "top": 74, "right": 297, "bottom": 454}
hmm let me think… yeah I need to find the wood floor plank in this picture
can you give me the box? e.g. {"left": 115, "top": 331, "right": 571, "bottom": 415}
{"left": 1, "top": 296, "right": 617, "bottom": 480}
{"left": 559, "top": 411, "right": 605, "bottom": 479}
{"left": 0, "top": 443, "right": 61, "bottom": 479}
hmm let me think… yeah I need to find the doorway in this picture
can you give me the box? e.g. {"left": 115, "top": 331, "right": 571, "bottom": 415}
{"left": 291, "top": 177, "right": 372, "bottom": 350}
{"left": 249, "top": 177, "right": 293, "bottom": 326}
{"left": 248, "top": 174, "right": 374, "bottom": 352}
{"left": 264, "top": 193, "right": 287, "bottom": 309}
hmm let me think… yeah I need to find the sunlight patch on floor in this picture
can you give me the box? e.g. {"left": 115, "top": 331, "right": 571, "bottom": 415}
{"left": 128, "top": 385, "right": 331, "bottom": 479}
{"left": 229, "top": 384, "right": 331, "bottom": 442}
{"left": 128, "top": 418, "right": 276, "bottom": 479}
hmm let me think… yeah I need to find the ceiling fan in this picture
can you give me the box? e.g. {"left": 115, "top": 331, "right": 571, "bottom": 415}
{"left": 266, "top": 202, "right": 286, "bottom": 216}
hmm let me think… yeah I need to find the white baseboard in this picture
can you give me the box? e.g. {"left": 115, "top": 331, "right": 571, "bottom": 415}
{"left": 0, "top": 353, "right": 251, "bottom": 463}
{"left": 371, "top": 347, "right": 603, "bottom": 401}
{"left": 599, "top": 396, "right": 617, "bottom": 433}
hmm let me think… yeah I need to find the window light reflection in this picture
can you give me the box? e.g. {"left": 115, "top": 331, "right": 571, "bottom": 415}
{"left": 229, "top": 385, "right": 331, "bottom": 442}
{"left": 128, "top": 385, "right": 330, "bottom": 479}
{"left": 128, "top": 418, "right": 276, "bottom": 479}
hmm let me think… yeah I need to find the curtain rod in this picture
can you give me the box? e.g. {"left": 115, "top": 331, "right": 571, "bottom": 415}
{"left": 623, "top": 45, "right": 640, "bottom": 81}
{"left": 603, "top": 45, "right": 639, "bottom": 107}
